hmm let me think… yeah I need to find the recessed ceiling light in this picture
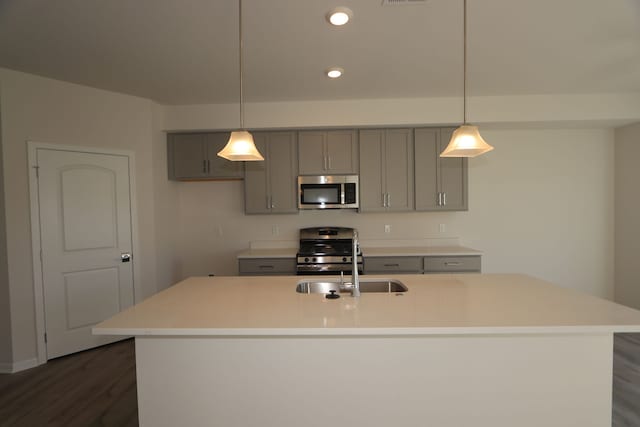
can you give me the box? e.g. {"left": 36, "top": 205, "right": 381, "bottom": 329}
{"left": 326, "top": 7, "right": 353, "bottom": 26}
{"left": 326, "top": 67, "right": 344, "bottom": 79}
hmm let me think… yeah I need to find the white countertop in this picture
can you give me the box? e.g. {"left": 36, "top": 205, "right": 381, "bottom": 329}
{"left": 94, "top": 274, "right": 640, "bottom": 336}
{"left": 237, "top": 245, "right": 482, "bottom": 259}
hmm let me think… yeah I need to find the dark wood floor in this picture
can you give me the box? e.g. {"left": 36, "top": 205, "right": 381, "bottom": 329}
{"left": 0, "top": 334, "right": 638, "bottom": 426}
{"left": 613, "top": 333, "right": 640, "bottom": 427}
{"left": 0, "top": 339, "right": 137, "bottom": 427}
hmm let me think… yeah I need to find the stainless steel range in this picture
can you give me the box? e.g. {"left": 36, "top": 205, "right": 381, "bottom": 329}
{"left": 296, "top": 227, "right": 363, "bottom": 275}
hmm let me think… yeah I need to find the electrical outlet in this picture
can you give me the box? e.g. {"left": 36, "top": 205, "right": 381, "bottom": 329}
{"left": 384, "top": 224, "right": 391, "bottom": 233}
{"left": 272, "top": 225, "right": 279, "bottom": 236}
{"left": 439, "top": 223, "right": 446, "bottom": 233}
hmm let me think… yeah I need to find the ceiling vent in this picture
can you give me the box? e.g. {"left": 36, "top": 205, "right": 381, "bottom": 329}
{"left": 382, "top": 0, "right": 427, "bottom": 6}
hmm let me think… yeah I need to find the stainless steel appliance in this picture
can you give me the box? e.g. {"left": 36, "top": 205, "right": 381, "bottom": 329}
{"left": 298, "top": 175, "right": 359, "bottom": 209}
{"left": 296, "top": 227, "right": 363, "bottom": 275}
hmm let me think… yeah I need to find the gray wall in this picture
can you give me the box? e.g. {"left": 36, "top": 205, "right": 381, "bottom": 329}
{"left": 0, "top": 68, "right": 160, "bottom": 367}
{"left": 170, "top": 128, "right": 615, "bottom": 300}
{"left": 0, "top": 95, "right": 13, "bottom": 367}
{"left": 0, "top": 63, "right": 632, "bottom": 369}
{"left": 615, "top": 122, "right": 640, "bottom": 309}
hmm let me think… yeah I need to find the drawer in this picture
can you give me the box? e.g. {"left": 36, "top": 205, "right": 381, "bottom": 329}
{"left": 424, "top": 256, "right": 481, "bottom": 273}
{"left": 364, "top": 256, "right": 422, "bottom": 273}
{"left": 238, "top": 258, "right": 296, "bottom": 275}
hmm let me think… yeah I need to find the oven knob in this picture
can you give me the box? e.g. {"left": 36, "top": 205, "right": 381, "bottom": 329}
{"left": 342, "top": 257, "right": 347, "bottom": 262}
{"left": 312, "top": 257, "right": 317, "bottom": 262}
{"left": 304, "top": 257, "right": 309, "bottom": 262}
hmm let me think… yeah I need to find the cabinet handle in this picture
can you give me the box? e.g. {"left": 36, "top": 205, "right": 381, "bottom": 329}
{"left": 266, "top": 196, "right": 270, "bottom": 209}
{"left": 387, "top": 193, "right": 391, "bottom": 207}
{"left": 444, "top": 262, "right": 461, "bottom": 266}
{"left": 437, "top": 192, "right": 442, "bottom": 206}
{"left": 259, "top": 265, "right": 274, "bottom": 269}
{"left": 271, "top": 197, "right": 275, "bottom": 209}
{"left": 384, "top": 263, "right": 400, "bottom": 267}
{"left": 202, "top": 159, "right": 207, "bottom": 174}
{"left": 382, "top": 193, "right": 386, "bottom": 207}
{"left": 442, "top": 192, "right": 447, "bottom": 206}
{"left": 323, "top": 155, "right": 328, "bottom": 170}
{"left": 327, "top": 156, "right": 332, "bottom": 170}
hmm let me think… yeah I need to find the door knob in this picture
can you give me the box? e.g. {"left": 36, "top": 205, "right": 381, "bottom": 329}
{"left": 121, "top": 253, "right": 132, "bottom": 263}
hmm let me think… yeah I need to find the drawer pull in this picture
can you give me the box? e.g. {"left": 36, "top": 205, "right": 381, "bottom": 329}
{"left": 259, "top": 265, "right": 275, "bottom": 269}
{"left": 384, "top": 263, "right": 400, "bottom": 267}
{"left": 444, "top": 262, "right": 462, "bottom": 266}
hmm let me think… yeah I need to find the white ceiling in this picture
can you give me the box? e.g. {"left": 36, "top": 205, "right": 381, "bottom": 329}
{"left": 0, "top": 0, "right": 638, "bottom": 106}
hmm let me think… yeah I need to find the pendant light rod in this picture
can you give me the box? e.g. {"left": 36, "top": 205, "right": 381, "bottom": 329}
{"left": 238, "top": 0, "right": 245, "bottom": 129}
{"left": 462, "top": 0, "right": 467, "bottom": 124}
{"left": 440, "top": 0, "right": 494, "bottom": 158}
{"left": 217, "top": 0, "right": 264, "bottom": 161}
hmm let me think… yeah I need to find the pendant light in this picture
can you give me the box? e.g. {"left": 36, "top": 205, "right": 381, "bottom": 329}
{"left": 217, "top": 0, "right": 264, "bottom": 161}
{"left": 440, "top": 0, "right": 493, "bottom": 158}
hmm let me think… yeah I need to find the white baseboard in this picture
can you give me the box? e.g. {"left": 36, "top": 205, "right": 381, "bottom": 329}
{"left": 0, "top": 358, "right": 39, "bottom": 373}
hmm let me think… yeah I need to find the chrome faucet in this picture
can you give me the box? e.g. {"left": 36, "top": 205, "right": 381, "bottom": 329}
{"left": 351, "top": 230, "right": 360, "bottom": 297}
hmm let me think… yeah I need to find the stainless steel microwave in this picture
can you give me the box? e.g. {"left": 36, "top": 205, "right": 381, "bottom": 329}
{"left": 298, "top": 175, "right": 359, "bottom": 209}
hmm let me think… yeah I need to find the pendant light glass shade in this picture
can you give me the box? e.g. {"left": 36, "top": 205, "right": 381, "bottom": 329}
{"left": 440, "top": 125, "right": 494, "bottom": 157}
{"left": 217, "top": 0, "right": 264, "bottom": 162}
{"left": 217, "top": 131, "right": 264, "bottom": 161}
{"left": 440, "top": 0, "right": 494, "bottom": 158}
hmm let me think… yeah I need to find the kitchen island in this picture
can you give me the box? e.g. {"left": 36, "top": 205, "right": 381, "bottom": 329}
{"left": 94, "top": 274, "right": 640, "bottom": 427}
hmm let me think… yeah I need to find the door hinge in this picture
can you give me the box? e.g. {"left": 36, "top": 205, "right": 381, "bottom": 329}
{"left": 44, "top": 333, "right": 47, "bottom": 343}
{"left": 32, "top": 165, "right": 40, "bottom": 178}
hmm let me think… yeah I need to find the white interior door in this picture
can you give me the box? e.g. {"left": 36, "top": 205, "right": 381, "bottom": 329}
{"left": 36, "top": 148, "right": 134, "bottom": 359}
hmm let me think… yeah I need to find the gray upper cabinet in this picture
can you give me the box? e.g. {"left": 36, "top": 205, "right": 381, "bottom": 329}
{"left": 359, "top": 129, "right": 414, "bottom": 212}
{"left": 168, "top": 132, "right": 244, "bottom": 180}
{"left": 298, "top": 130, "right": 358, "bottom": 175}
{"left": 414, "top": 128, "right": 468, "bottom": 211}
{"left": 244, "top": 131, "right": 298, "bottom": 214}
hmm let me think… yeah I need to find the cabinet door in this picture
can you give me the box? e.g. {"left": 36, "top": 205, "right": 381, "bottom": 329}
{"left": 298, "top": 131, "right": 326, "bottom": 175}
{"left": 438, "top": 128, "right": 468, "bottom": 211}
{"left": 414, "top": 128, "right": 439, "bottom": 210}
{"left": 325, "top": 130, "right": 358, "bottom": 174}
{"left": 205, "top": 133, "right": 244, "bottom": 179}
{"left": 267, "top": 132, "right": 298, "bottom": 213}
{"left": 424, "top": 256, "right": 480, "bottom": 273}
{"left": 358, "top": 130, "right": 386, "bottom": 212}
{"left": 384, "top": 129, "right": 414, "bottom": 211}
{"left": 364, "top": 256, "right": 422, "bottom": 274}
{"left": 169, "top": 133, "right": 207, "bottom": 179}
{"left": 298, "top": 130, "right": 358, "bottom": 175}
{"left": 244, "top": 135, "right": 270, "bottom": 214}
{"left": 239, "top": 258, "right": 297, "bottom": 275}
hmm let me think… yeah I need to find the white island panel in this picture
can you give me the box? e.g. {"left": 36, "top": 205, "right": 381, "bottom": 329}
{"left": 136, "top": 334, "right": 611, "bottom": 427}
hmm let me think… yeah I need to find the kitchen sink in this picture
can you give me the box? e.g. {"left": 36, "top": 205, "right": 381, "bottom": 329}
{"left": 296, "top": 278, "right": 407, "bottom": 294}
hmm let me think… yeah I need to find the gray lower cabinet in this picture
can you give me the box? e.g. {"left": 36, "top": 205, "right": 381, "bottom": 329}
{"left": 298, "top": 130, "right": 358, "bottom": 175}
{"left": 364, "top": 257, "right": 422, "bottom": 274}
{"left": 168, "top": 132, "right": 244, "bottom": 180}
{"left": 423, "top": 256, "right": 481, "bottom": 273}
{"left": 414, "top": 128, "right": 468, "bottom": 211}
{"left": 244, "top": 131, "right": 298, "bottom": 214}
{"left": 359, "top": 129, "right": 414, "bottom": 212}
{"left": 239, "top": 258, "right": 296, "bottom": 275}
{"left": 364, "top": 255, "right": 481, "bottom": 274}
